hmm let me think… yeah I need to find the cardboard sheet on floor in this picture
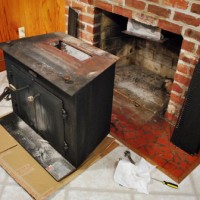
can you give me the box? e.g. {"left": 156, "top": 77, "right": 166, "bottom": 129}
{"left": 0, "top": 125, "right": 118, "bottom": 200}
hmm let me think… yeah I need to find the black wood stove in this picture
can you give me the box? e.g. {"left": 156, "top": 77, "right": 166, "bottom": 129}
{"left": 0, "top": 32, "right": 118, "bottom": 180}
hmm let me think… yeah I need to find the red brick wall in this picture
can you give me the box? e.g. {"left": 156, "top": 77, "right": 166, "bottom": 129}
{"left": 66, "top": 0, "right": 101, "bottom": 45}
{"left": 66, "top": 0, "right": 200, "bottom": 124}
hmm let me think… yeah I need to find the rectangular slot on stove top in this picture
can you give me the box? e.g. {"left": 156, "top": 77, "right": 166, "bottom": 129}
{"left": 52, "top": 40, "right": 91, "bottom": 61}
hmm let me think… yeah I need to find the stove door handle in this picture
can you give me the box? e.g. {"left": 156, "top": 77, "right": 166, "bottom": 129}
{"left": 11, "top": 84, "right": 29, "bottom": 92}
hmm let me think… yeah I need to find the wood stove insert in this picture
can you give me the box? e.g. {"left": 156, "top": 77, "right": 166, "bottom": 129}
{"left": 0, "top": 32, "right": 118, "bottom": 180}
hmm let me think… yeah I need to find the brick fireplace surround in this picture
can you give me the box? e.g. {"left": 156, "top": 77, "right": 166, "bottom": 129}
{"left": 65, "top": 0, "right": 200, "bottom": 124}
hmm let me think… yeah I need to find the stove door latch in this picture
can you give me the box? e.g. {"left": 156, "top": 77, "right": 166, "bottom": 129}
{"left": 0, "top": 84, "right": 16, "bottom": 102}
{"left": 64, "top": 142, "right": 69, "bottom": 152}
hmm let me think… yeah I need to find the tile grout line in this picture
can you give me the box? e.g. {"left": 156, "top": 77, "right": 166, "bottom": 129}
{"left": 0, "top": 105, "right": 12, "bottom": 108}
{"left": 0, "top": 169, "right": 9, "bottom": 199}
{"left": 0, "top": 178, "right": 9, "bottom": 200}
{"left": 64, "top": 186, "right": 70, "bottom": 200}
{"left": 66, "top": 187, "right": 196, "bottom": 196}
{"left": 67, "top": 187, "right": 133, "bottom": 194}
{"left": 0, "top": 185, "right": 5, "bottom": 200}
{"left": 0, "top": 72, "right": 7, "bottom": 86}
{"left": 189, "top": 174, "right": 199, "bottom": 200}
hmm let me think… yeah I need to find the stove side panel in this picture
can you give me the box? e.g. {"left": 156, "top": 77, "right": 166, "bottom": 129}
{"left": 74, "top": 65, "right": 115, "bottom": 167}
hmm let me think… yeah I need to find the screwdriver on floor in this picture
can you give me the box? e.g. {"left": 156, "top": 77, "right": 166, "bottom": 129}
{"left": 151, "top": 177, "right": 178, "bottom": 189}
{"left": 124, "top": 151, "right": 179, "bottom": 189}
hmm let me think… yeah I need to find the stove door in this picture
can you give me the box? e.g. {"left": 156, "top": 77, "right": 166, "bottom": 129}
{"left": 32, "top": 82, "right": 65, "bottom": 153}
{"left": 7, "top": 64, "right": 66, "bottom": 156}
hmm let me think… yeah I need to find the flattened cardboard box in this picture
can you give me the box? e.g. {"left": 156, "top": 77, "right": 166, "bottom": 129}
{"left": 0, "top": 125, "right": 118, "bottom": 200}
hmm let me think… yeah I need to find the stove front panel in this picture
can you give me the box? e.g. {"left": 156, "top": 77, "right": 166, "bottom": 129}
{"left": 7, "top": 61, "right": 66, "bottom": 156}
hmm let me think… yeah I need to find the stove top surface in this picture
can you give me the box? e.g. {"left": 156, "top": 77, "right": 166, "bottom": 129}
{"left": 0, "top": 32, "right": 118, "bottom": 96}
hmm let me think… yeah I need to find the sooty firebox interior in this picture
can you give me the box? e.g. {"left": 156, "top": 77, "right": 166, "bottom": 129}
{"left": 99, "top": 11, "right": 183, "bottom": 117}
{"left": 0, "top": 32, "right": 118, "bottom": 180}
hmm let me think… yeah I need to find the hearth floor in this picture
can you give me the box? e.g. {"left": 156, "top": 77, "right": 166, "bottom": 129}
{"left": 0, "top": 71, "right": 200, "bottom": 200}
{"left": 111, "top": 92, "right": 200, "bottom": 183}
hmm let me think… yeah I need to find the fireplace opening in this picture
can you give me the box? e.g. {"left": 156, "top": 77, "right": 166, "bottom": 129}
{"left": 99, "top": 11, "right": 183, "bottom": 118}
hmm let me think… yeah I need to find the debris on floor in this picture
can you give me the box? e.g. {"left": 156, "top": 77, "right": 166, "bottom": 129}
{"left": 114, "top": 155, "right": 155, "bottom": 194}
{"left": 114, "top": 150, "right": 178, "bottom": 194}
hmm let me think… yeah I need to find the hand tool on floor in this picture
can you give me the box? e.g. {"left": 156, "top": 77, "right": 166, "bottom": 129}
{"left": 151, "top": 178, "right": 178, "bottom": 189}
{"left": 124, "top": 150, "right": 135, "bottom": 164}
{"left": 124, "top": 150, "right": 179, "bottom": 189}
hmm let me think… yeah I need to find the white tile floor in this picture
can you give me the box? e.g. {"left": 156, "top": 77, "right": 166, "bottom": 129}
{"left": 0, "top": 71, "right": 199, "bottom": 200}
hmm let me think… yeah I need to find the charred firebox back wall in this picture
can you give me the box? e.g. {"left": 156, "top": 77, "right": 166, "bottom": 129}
{"left": 99, "top": 11, "right": 183, "bottom": 79}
